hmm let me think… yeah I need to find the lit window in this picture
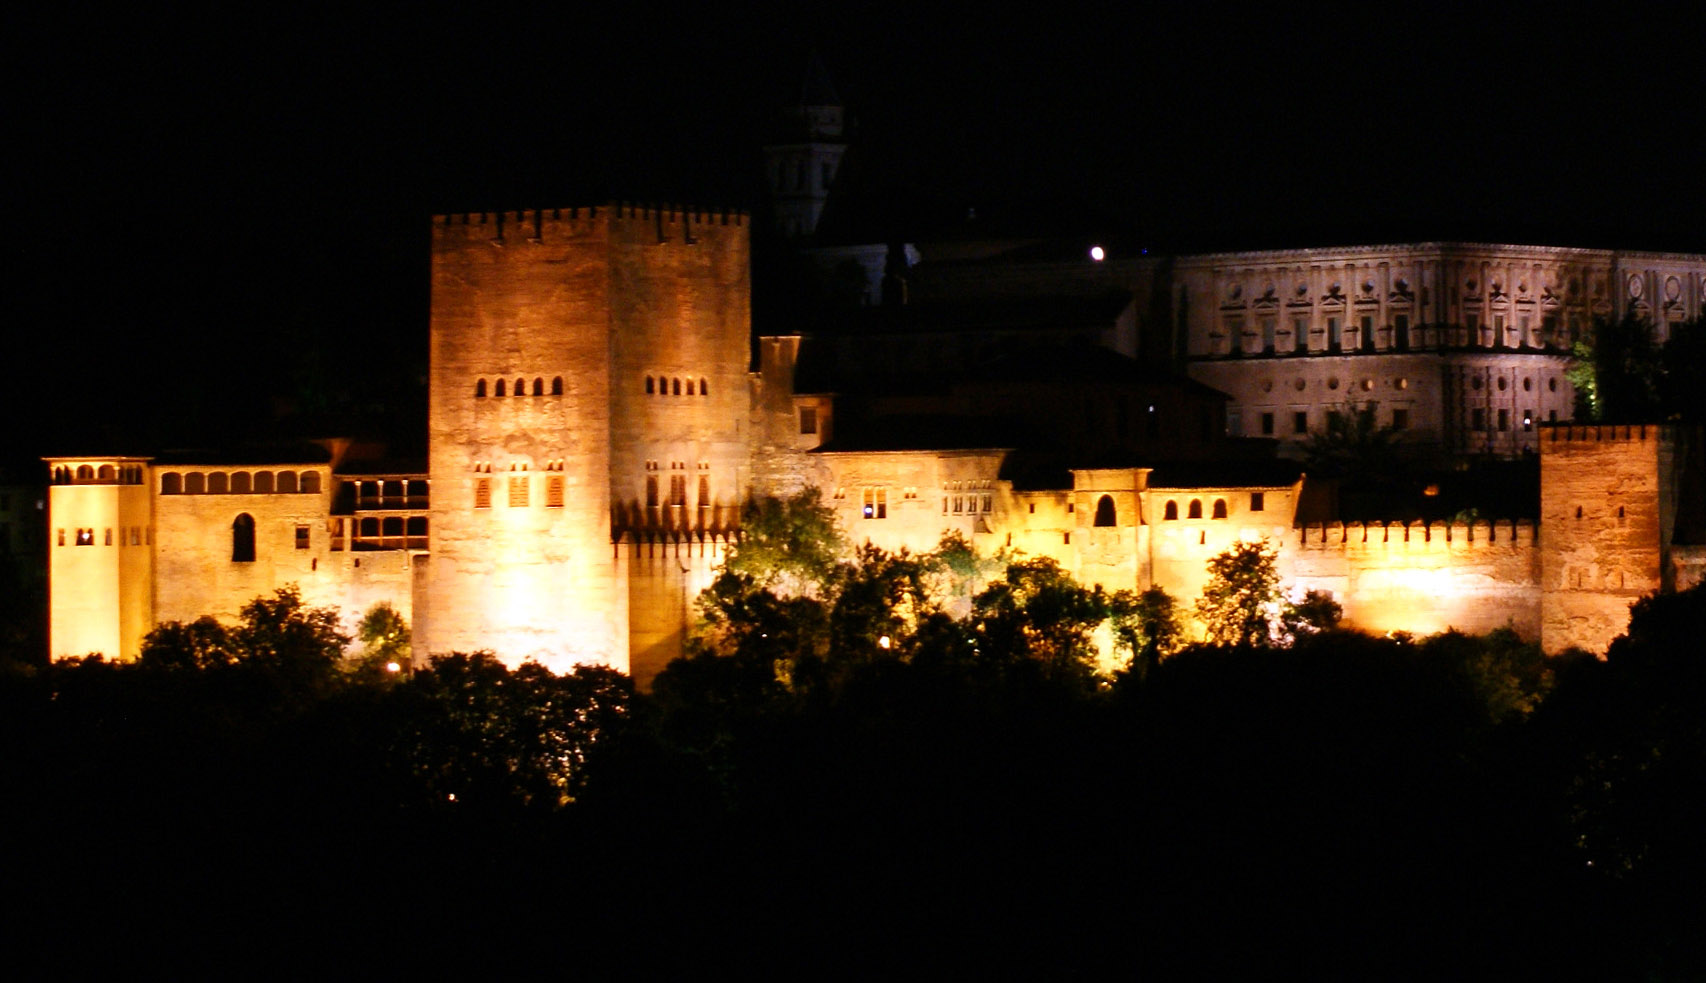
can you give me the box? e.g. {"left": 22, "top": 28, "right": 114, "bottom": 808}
{"left": 863, "top": 488, "right": 887, "bottom": 519}
{"left": 475, "top": 478, "right": 491, "bottom": 509}
{"left": 509, "top": 475, "right": 529, "bottom": 508}
{"left": 76, "top": 528, "right": 93, "bottom": 546}
{"left": 546, "top": 476, "right": 564, "bottom": 508}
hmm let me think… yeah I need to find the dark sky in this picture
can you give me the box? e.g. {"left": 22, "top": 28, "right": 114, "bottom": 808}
{"left": 8, "top": 5, "right": 1701, "bottom": 459}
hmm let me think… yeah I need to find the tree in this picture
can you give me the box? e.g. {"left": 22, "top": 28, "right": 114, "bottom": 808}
{"left": 139, "top": 585, "right": 349, "bottom": 686}
{"left": 723, "top": 488, "right": 848, "bottom": 596}
{"left": 355, "top": 602, "right": 412, "bottom": 674}
{"left": 1109, "top": 586, "right": 1181, "bottom": 681}
{"left": 971, "top": 557, "right": 1109, "bottom": 683}
{"left": 1300, "top": 399, "right": 1403, "bottom": 485}
{"left": 1195, "top": 540, "right": 1285, "bottom": 647}
{"left": 1568, "top": 311, "right": 1663, "bottom": 422}
{"left": 1281, "top": 588, "right": 1343, "bottom": 640}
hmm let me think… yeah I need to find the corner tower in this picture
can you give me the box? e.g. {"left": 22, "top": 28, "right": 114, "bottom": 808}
{"left": 422, "top": 205, "right": 750, "bottom": 674}
{"left": 764, "top": 54, "right": 847, "bottom": 240}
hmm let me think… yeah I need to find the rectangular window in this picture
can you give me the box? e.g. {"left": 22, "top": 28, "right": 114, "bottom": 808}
{"left": 509, "top": 475, "right": 530, "bottom": 508}
{"left": 1259, "top": 316, "right": 1276, "bottom": 354}
{"left": 1293, "top": 411, "right": 1308, "bottom": 435}
{"left": 104, "top": 528, "right": 112, "bottom": 546}
{"left": 1327, "top": 411, "right": 1343, "bottom": 431}
{"left": 669, "top": 475, "right": 686, "bottom": 507}
{"left": 863, "top": 488, "right": 886, "bottom": 519}
{"left": 1392, "top": 408, "right": 1409, "bottom": 430}
{"left": 547, "top": 475, "right": 565, "bottom": 508}
{"left": 1226, "top": 408, "right": 1242, "bottom": 437}
{"left": 1250, "top": 492, "right": 1265, "bottom": 512}
{"left": 295, "top": 525, "right": 310, "bottom": 550}
{"left": 1549, "top": 409, "right": 1558, "bottom": 424}
{"left": 1522, "top": 409, "right": 1534, "bottom": 431}
{"left": 475, "top": 478, "right": 492, "bottom": 509}
{"left": 1327, "top": 316, "right": 1341, "bottom": 352}
{"left": 1466, "top": 312, "right": 1481, "bottom": 344}
{"left": 1498, "top": 408, "right": 1510, "bottom": 431}
{"left": 1472, "top": 408, "right": 1487, "bottom": 431}
{"left": 58, "top": 529, "right": 66, "bottom": 546}
{"left": 1493, "top": 314, "right": 1507, "bottom": 349}
{"left": 1360, "top": 315, "right": 1375, "bottom": 352}
{"left": 646, "top": 476, "right": 659, "bottom": 509}
{"left": 1519, "top": 315, "right": 1532, "bottom": 348}
{"left": 1292, "top": 316, "right": 1309, "bottom": 353}
{"left": 1225, "top": 317, "right": 1244, "bottom": 355}
{"left": 1393, "top": 314, "right": 1409, "bottom": 351}
{"left": 981, "top": 494, "right": 992, "bottom": 513}
{"left": 799, "top": 406, "right": 817, "bottom": 434}
{"left": 1260, "top": 412, "right": 1275, "bottom": 436}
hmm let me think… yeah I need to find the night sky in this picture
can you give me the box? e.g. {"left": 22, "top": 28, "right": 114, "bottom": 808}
{"left": 9, "top": 6, "right": 1701, "bottom": 460}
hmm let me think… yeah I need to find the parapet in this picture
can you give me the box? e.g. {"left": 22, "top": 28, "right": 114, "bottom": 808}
{"left": 1295, "top": 518, "right": 1535, "bottom": 551}
{"left": 1541, "top": 423, "right": 1672, "bottom": 446}
{"left": 431, "top": 203, "right": 748, "bottom": 245}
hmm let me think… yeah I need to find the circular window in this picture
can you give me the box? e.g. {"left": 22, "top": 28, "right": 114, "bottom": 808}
{"left": 1628, "top": 274, "right": 1643, "bottom": 299}
{"left": 1296, "top": 282, "right": 1309, "bottom": 297}
{"left": 1294, "top": 377, "right": 1306, "bottom": 391}
{"left": 1328, "top": 377, "right": 1340, "bottom": 391}
{"left": 1523, "top": 377, "right": 1533, "bottom": 392}
{"left": 1360, "top": 379, "right": 1374, "bottom": 391}
{"left": 1497, "top": 377, "right": 1508, "bottom": 391}
{"left": 1466, "top": 278, "right": 1478, "bottom": 292}
{"left": 1396, "top": 378, "right": 1409, "bottom": 390}
{"left": 1517, "top": 281, "right": 1528, "bottom": 294}
{"left": 1549, "top": 377, "right": 1558, "bottom": 392}
{"left": 1472, "top": 377, "right": 1484, "bottom": 390}
{"left": 1395, "top": 277, "right": 1409, "bottom": 294}
{"left": 1362, "top": 280, "right": 1375, "bottom": 295}
{"left": 1665, "top": 276, "right": 1682, "bottom": 301}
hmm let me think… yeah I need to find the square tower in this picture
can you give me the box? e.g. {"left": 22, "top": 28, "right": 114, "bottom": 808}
{"left": 421, "top": 205, "right": 750, "bottom": 674}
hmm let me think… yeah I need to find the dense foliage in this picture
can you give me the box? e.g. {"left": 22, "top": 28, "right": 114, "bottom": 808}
{"left": 3, "top": 539, "right": 1702, "bottom": 975}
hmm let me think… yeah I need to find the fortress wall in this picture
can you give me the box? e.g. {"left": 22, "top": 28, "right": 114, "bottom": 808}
{"left": 151, "top": 471, "right": 340, "bottom": 627}
{"left": 751, "top": 335, "right": 827, "bottom": 496}
{"left": 625, "top": 535, "right": 727, "bottom": 689}
{"left": 1292, "top": 520, "right": 1541, "bottom": 638}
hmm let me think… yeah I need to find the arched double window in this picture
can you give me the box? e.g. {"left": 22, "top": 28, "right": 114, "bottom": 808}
{"left": 1093, "top": 495, "right": 1116, "bottom": 527}
{"left": 232, "top": 514, "right": 256, "bottom": 562}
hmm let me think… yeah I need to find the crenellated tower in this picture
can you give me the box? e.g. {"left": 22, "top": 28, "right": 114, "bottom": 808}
{"left": 422, "top": 205, "right": 750, "bottom": 676}
{"left": 45, "top": 458, "right": 154, "bottom": 660}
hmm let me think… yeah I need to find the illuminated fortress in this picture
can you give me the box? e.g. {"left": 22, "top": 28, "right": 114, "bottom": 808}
{"left": 45, "top": 204, "right": 1706, "bottom": 682}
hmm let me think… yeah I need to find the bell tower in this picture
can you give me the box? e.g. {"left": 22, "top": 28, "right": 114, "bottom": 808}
{"left": 764, "top": 53, "right": 848, "bottom": 240}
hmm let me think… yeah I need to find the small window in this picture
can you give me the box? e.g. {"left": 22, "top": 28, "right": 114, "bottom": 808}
{"left": 533, "top": 378, "right": 543, "bottom": 396}
{"left": 1164, "top": 500, "right": 1178, "bottom": 520}
{"left": 800, "top": 406, "right": 818, "bottom": 434}
{"left": 295, "top": 525, "right": 311, "bottom": 550}
{"left": 699, "top": 378, "right": 708, "bottom": 396}
{"left": 1212, "top": 499, "right": 1228, "bottom": 519}
{"left": 104, "top": 528, "right": 113, "bottom": 546}
{"left": 476, "top": 379, "right": 487, "bottom": 397}
{"left": 1250, "top": 492, "right": 1265, "bottom": 512}
{"left": 495, "top": 379, "right": 506, "bottom": 397}
{"left": 162, "top": 472, "right": 183, "bottom": 494}
{"left": 514, "top": 378, "right": 525, "bottom": 397}
{"left": 1093, "top": 495, "right": 1116, "bottom": 527}
{"left": 301, "top": 472, "right": 321, "bottom": 494}
{"left": 552, "top": 377, "right": 564, "bottom": 395}
{"left": 475, "top": 478, "right": 491, "bottom": 509}
{"left": 646, "top": 376, "right": 654, "bottom": 395}
{"left": 1188, "top": 500, "right": 1203, "bottom": 519}
{"left": 546, "top": 475, "right": 564, "bottom": 508}
{"left": 1392, "top": 408, "right": 1409, "bottom": 430}
{"left": 1063, "top": 532, "right": 1071, "bottom": 545}
{"left": 1293, "top": 411, "right": 1308, "bottom": 435}
{"left": 863, "top": 488, "right": 887, "bottom": 519}
{"left": 277, "top": 471, "right": 298, "bottom": 494}
{"left": 58, "top": 529, "right": 66, "bottom": 546}
{"left": 1260, "top": 412, "right": 1275, "bottom": 436}
{"left": 509, "top": 475, "right": 529, "bottom": 508}
{"left": 76, "top": 528, "right": 93, "bottom": 546}
{"left": 672, "top": 378, "right": 682, "bottom": 396}
{"left": 76, "top": 465, "right": 94, "bottom": 481}
{"left": 208, "top": 472, "right": 229, "bottom": 494}
{"left": 231, "top": 514, "right": 256, "bottom": 562}
{"left": 186, "top": 473, "right": 206, "bottom": 494}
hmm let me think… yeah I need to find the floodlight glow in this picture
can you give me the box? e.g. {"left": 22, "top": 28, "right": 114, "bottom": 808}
{"left": 1089, "top": 245, "right": 1106, "bottom": 262}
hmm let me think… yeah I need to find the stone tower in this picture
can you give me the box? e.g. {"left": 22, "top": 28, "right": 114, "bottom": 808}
{"left": 421, "top": 205, "right": 750, "bottom": 676}
{"left": 1538, "top": 423, "right": 1687, "bottom": 654}
{"left": 764, "top": 53, "right": 847, "bottom": 240}
{"left": 45, "top": 458, "right": 154, "bottom": 660}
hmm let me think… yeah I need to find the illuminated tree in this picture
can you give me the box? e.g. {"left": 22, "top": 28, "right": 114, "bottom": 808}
{"left": 139, "top": 585, "right": 348, "bottom": 684}
{"left": 723, "top": 487, "right": 848, "bottom": 596}
{"left": 1109, "top": 585, "right": 1181, "bottom": 680}
{"left": 1195, "top": 540, "right": 1285, "bottom": 647}
{"left": 355, "top": 601, "right": 412, "bottom": 675}
{"left": 971, "top": 557, "right": 1109, "bottom": 683}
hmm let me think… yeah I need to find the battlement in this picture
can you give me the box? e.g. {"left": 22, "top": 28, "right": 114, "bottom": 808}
{"left": 1294, "top": 518, "right": 1535, "bottom": 551}
{"left": 1540, "top": 422, "right": 1673, "bottom": 446}
{"left": 432, "top": 203, "right": 747, "bottom": 244}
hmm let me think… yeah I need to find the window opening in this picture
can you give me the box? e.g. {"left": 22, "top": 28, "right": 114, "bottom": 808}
{"left": 1188, "top": 499, "right": 1203, "bottom": 519}
{"left": 1164, "top": 500, "right": 1178, "bottom": 520}
{"left": 231, "top": 514, "right": 256, "bottom": 562}
{"left": 1212, "top": 499, "right": 1228, "bottom": 519}
{"left": 1093, "top": 495, "right": 1116, "bottom": 527}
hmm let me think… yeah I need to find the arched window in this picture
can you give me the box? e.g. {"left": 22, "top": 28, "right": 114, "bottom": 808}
{"left": 532, "top": 377, "right": 543, "bottom": 396}
{"left": 1163, "top": 500, "right": 1178, "bottom": 521}
{"left": 1093, "top": 495, "right": 1116, "bottom": 527}
{"left": 646, "top": 376, "right": 654, "bottom": 394}
{"left": 76, "top": 465, "right": 94, "bottom": 481}
{"left": 1212, "top": 499, "right": 1228, "bottom": 519}
{"left": 162, "top": 473, "right": 183, "bottom": 495}
{"left": 231, "top": 514, "right": 256, "bottom": 562}
{"left": 672, "top": 378, "right": 681, "bottom": 396}
{"left": 699, "top": 378, "right": 708, "bottom": 395}
{"left": 1188, "top": 499, "right": 1203, "bottom": 519}
{"left": 254, "top": 471, "right": 274, "bottom": 493}
{"left": 514, "top": 378, "right": 524, "bottom": 396}
{"left": 552, "top": 377, "right": 563, "bottom": 395}
{"left": 97, "top": 465, "right": 115, "bottom": 481}
{"left": 231, "top": 472, "right": 251, "bottom": 494}
{"left": 495, "top": 379, "right": 506, "bottom": 397}
{"left": 475, "top": 379, "right": 487, "bottom": 398}
{"left": 208, "top": 472, "right": 229, "bottom": 494}
{"left": 186, "top": 473, "right": 206, "bottom": 494}
{"left": 301, "top": 472, "right": 321, "bottom": 494}
{"left": 277, "top": 471, "right": 298, "bottom": 493}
